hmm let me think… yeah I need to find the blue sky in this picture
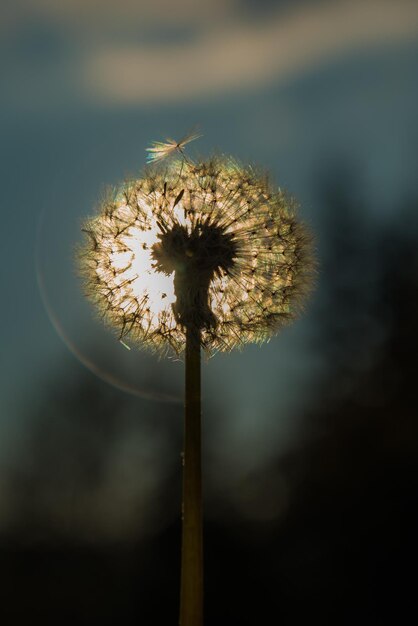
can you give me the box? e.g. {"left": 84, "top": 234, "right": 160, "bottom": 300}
{"left": 1, "top": 0, "right": 417, "bottom": 534}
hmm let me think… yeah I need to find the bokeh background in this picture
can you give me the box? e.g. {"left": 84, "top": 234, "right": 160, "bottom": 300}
{"left": 1, "top": 0, "right": 418, "bottom": 624}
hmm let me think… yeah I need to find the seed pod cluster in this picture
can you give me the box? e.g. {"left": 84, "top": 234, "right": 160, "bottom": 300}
{"left": 78, "top": 156, "right": 315, "bottom": 355}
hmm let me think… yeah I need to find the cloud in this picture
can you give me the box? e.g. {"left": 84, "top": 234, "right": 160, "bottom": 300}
{"left": 5, "top": 0, "right": 235, "bottom": 32}
{"left": 2, "top": 0, "right": 418, "bottom": 112}
{"left": 83, "top": 0, "right": 418, "bottom": 104}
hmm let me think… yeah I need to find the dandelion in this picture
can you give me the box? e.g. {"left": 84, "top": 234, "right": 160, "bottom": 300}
{"left": 78, "top": 157, "right": 313, "bottom": 356}
{"left": 145, "top": 128, "right": 202, "bottom": 163}
{"left": 77, "top": 136, "right": 315, "bottom": 626}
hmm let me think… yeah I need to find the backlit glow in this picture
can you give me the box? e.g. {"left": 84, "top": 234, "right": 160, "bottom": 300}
{"left": 78, "top": 157, "right": 314, "bottom": 355}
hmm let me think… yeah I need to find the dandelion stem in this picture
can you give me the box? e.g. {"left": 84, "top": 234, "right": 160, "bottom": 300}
{"left": 180, "top": 325, "right": 203, "bottom": 626}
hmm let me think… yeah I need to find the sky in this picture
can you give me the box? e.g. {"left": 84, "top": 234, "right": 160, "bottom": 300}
{"left": 1, "top": 0, "right": 418, "bottom": 538}
{"left": 1, "top": 2, "right": 418, "bottom": 624}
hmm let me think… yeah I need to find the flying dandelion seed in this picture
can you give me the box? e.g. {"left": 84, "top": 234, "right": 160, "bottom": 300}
{"left": 77, "top": 136, "right": 315, "bottom": 626}
{"left": 145, "top": 128, "right": 202, "bottom": 163}
{"left": 78, "top": 156, "right": 314, "bottom": 355}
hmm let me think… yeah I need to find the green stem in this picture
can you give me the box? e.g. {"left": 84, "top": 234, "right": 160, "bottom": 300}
{"left": 180, "top": 325, "right": 203, "bottom": 626}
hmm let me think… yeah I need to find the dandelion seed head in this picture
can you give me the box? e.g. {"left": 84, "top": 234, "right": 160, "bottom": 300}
{"left": 78, "top": 156, "right": 315, "bottom": 355}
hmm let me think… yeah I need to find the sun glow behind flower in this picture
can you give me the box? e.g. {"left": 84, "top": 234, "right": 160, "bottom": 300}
{"left": 92, "top": 197, "right": 178, "bottom": 337}
{"left": 78, "top": 156, "right": 314, "bottom": 355}
{"left": 110, "top": 225, "right": 176, "bottom": 316}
